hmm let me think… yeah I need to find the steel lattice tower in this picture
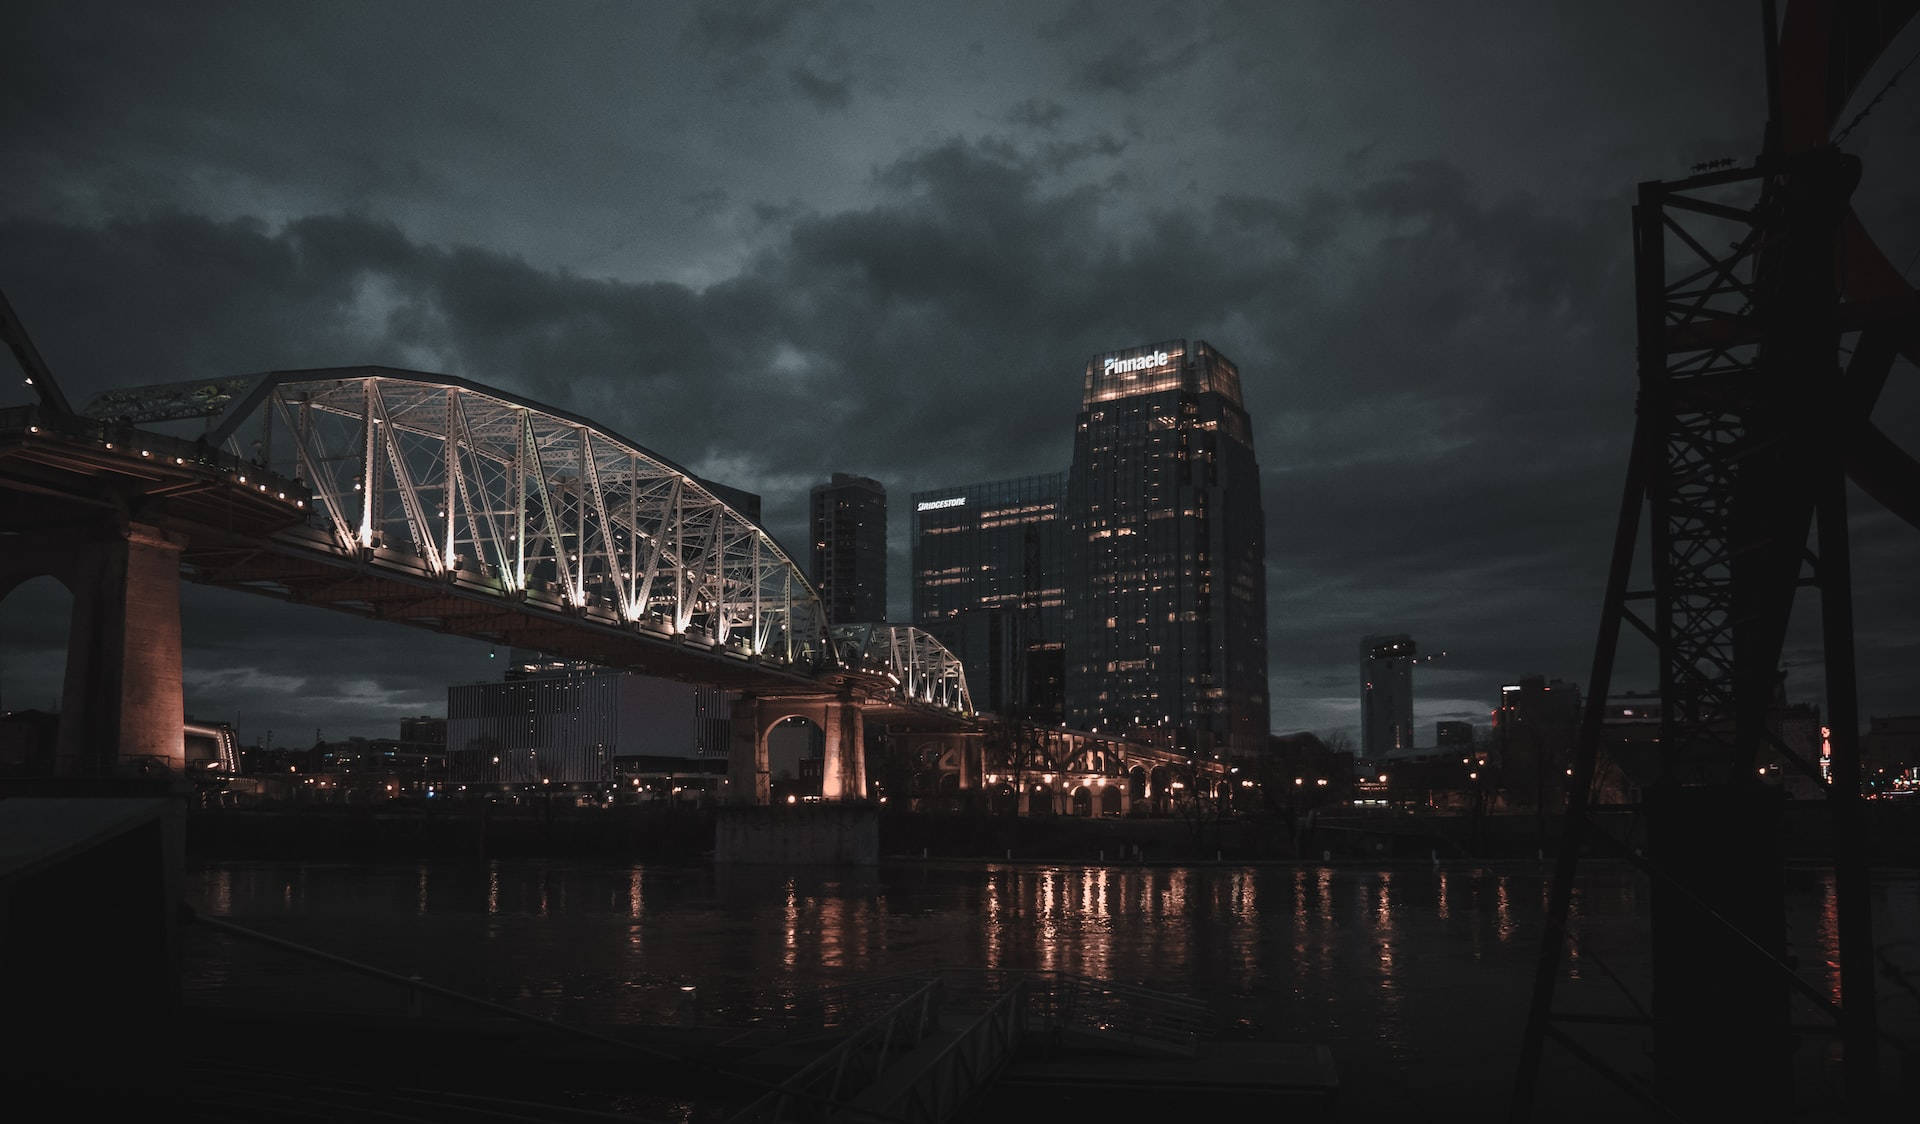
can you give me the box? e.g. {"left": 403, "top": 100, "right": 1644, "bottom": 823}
{"left": 1512, "top": 2, "right": 1920, "bottom": 1120}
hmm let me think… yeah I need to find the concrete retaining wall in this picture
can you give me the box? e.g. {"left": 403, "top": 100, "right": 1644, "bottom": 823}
{"left": 714, "top": 804, "right": 878, "bottom": 865}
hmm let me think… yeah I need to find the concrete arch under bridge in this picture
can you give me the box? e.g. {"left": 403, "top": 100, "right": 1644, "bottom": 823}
{"left": 729, "top": 694, "right": 867, "bottom": 806}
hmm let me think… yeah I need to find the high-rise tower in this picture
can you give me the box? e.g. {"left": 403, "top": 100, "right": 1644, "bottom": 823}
{"left": 808, "top": 473, "right": 887, "bottom": 624}
{"left": 1066, "top": 340, "right": 1268, "bottom": 758}
{"left": 910, "top": 473, "right": 1067, "bottom": 720}
{"left": 1361, "top": 633, "right": 1416, "bottom": 759}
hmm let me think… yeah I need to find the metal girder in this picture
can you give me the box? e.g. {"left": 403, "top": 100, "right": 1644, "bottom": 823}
{"left": 830, "top": 622, "right": 975, "bottom": 715}
{"left": 79, "top": 375, "right": 260, "bottom": 425}
{"left": 213, "top": 369, "right": 829, "bottom": 672}
{"left": 1514, "top": 3, "right": 1918, "bottom": 1117}
{"left": 2, "top": 288, "right": 74, "bottom": 417}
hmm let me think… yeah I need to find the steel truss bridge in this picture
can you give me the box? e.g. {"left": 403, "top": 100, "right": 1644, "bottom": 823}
{"left": 1, "top": 364, "right": 971, "bottom": 756}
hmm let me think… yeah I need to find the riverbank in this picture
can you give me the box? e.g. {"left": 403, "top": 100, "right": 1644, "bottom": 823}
{"left": 182, "top": 800, "right": 1920, "bottom": 865}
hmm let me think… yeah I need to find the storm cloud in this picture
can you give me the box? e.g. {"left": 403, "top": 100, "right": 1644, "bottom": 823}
{"left": 3, "top": 1, "right": 1915, "bottom": 744}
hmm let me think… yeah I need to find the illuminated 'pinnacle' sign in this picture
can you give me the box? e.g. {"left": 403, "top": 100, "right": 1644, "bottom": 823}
{"left": 916, "top": 496, "right": 966, "bottom": 512}
{"left": 1103, "top": 350, "right": 1171, "bottom": 375}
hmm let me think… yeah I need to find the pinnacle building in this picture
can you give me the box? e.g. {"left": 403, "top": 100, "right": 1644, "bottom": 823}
{"left": 1066, "top": 340, "right": 1269, "bottom": 758}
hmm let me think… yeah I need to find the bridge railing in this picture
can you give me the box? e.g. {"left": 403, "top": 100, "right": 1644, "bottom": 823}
{"left": 870, "top": 979, "right": 1027, "bottom": 1124}
{"left": 2, "top": 402, "right": 311, "bottom": 508}
{"left": 727, "top": 978, "right": 947, "bottom": 1124}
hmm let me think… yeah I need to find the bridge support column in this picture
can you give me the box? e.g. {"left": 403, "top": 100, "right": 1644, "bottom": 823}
{"left": 821, "top": 701, "right": 845, "bottom": 801}
{"left": 958, "top": 733, "right": 981, "bottom": 789}
{"left": 818, "top": 699, "right": 867, "bottom": 802}
{"left": 0, "top": 521, "right": 186, "bottom": 778}
{"left": 728, "top": 695, "right": 770, "bottom": 805}
{"left": 847, "top": 704, "right": 866, "bottom": 799}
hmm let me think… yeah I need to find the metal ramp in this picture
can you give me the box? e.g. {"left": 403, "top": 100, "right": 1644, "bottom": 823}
{"left": 727, "top": 977, "right": 1024, "bottom": 1124}
{"left": 728, "top": 971, "right": 1208, "bottom": 1124}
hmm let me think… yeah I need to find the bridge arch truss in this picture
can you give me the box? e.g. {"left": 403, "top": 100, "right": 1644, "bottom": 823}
{"left": 201, "top": 368, "right": 829, "bottom": 668}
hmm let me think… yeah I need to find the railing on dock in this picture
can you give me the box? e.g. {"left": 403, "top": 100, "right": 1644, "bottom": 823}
{"left": 866, "top": 980, "right": 1028, "bottom": 1124}
{"left": 728, "top": 979, "right": 947, "bottom": 1124}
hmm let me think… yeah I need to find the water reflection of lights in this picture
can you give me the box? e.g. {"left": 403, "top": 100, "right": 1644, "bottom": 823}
{"left": 1375, "top": 873, "right": 1400, "bottom": 1031}
{"left": 1818, "top": 875, "right": 1841, "bottom": 1006}
{"left": 195, "top": 860, "right": 1844, "bottom": 1080}
{"left": 984, "top": 871, "right": 1003, "bottom": 972}
{"left": 817, "top": 897, "right": 847, "bottom": 969}
{"left": 1164, "top": 867, "right": 1189, "bottom": 917}
{"left": 1040, "top": 872, "right": 1060, "bottom": 973}
{"left": 783, "top": 879, "right": 799, "bottom": 970}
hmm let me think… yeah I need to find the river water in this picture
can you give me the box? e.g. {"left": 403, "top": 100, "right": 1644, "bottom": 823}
{"left": 184, "top": 860, "right": 1920, "bottom": 1119}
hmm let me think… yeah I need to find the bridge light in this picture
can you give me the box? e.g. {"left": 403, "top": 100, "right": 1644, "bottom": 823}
{"left": 175, "top": 457, "right": 185, "bottom": 465}
{"left": 141, "top": 449, "right": 150, "bottom": 457}
{"left": 238, "top": 474, "right": 245, "bottom": 483}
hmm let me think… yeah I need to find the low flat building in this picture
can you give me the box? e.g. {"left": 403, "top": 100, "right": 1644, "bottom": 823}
{"left": 447, "top": 670, "right": 733, "bottom": 786}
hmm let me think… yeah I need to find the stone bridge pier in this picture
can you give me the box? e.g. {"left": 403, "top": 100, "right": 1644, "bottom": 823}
{"left": 0, "top": 521, "right": 186, "bottom": 777}
{"left": 728, "top": 692, "right": 868, "bottom": 804}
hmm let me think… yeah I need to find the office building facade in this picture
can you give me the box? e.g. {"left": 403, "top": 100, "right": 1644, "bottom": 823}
{"left": 1361, "top": 634, "right": 1416, "bottom": 759}
{"left": 809, "top": 473, "right": 887, "bottom": 624}
{"left": 1066, "top": 340, "right": 1269, "bottom": 758}
{"left": 910, "top": 473, "right": 1068, "bottom": 720}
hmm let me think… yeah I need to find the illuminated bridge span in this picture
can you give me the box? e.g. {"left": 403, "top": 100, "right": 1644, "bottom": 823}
{"left": 133, "top": 368, "right": 832, "bottom": 672}
{"left": 830, "top": 623, "right": 972, "bottom": 713}
{"left": 0, "top": 363, "right": 973, "bottom": 794}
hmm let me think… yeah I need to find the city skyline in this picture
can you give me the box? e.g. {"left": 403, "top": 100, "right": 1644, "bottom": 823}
{"left": 2, "top": 2, "right": 1915, "bottom": 747}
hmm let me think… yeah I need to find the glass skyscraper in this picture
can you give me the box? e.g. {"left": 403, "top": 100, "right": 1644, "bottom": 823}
{"left": 1360, "top": 634, "right": 1417, "bottom": 759}
{"left": 910, "top": 473, "right": 1067, "bottom": 720}
{"left": 1066, "top": 339, "right": 1269, "bottom": 758}
{"left": 808, "top": 473, "right": 887, "bottom": 624}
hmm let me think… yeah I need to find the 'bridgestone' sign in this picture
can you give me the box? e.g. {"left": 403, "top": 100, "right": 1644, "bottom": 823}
{"left": 916, "top": 497, "right": 966, "bottom": 511}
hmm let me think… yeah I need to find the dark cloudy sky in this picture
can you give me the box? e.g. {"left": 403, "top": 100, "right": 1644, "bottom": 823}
{"left": 3, "top": 1, "right": 1916, "bottom": 747}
